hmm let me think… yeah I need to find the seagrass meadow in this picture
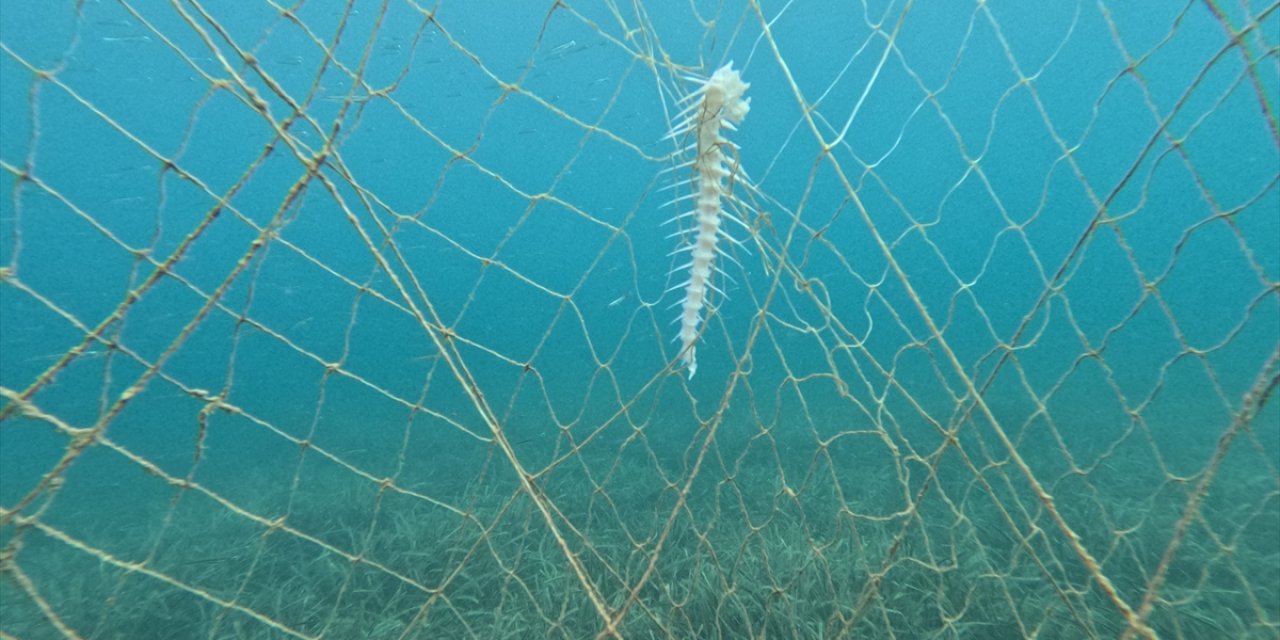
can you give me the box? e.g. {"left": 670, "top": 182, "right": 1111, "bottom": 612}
{"left": 1, "top": 1, "right": 1277, "bottom": 638}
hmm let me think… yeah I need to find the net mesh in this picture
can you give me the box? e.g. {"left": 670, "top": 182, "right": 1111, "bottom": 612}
{"left": 1, "top": 1, "right": 1278, "bottom": 638}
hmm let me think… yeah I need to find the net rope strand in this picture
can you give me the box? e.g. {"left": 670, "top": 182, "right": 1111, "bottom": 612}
{"left": 186, "top": 0, "right": 624, "bottom": 630}
{"left": 0, "top": 1, "right": 1276, "bottom": 639}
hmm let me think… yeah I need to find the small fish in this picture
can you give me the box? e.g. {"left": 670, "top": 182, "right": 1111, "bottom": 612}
{"left": 547, "top": 40, "right": 576, "bottom": 57}
{"left": 33, "top": 349, "right": 106, "bottom": 361}
{"left": 105, "top": 164, "right": 152, "bottom": 178}
{"left": 102, "top": 35, "right": 152, "bottom": 44}
{"left": 607, "top": 295, "right": 626, "bottom": 308}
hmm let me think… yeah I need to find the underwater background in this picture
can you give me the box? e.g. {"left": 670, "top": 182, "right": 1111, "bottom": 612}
{"left": 1, "top": 1, "right": 1277, "bottom": 638}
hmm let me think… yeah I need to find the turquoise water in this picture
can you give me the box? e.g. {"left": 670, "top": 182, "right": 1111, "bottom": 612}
{"left": 1, "top": 1, "right": 1277, "bottom": 638}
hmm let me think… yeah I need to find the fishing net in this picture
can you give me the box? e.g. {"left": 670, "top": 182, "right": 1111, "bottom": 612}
{"left": 1, "top": 1, "right": 1277, "bottom": 638}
